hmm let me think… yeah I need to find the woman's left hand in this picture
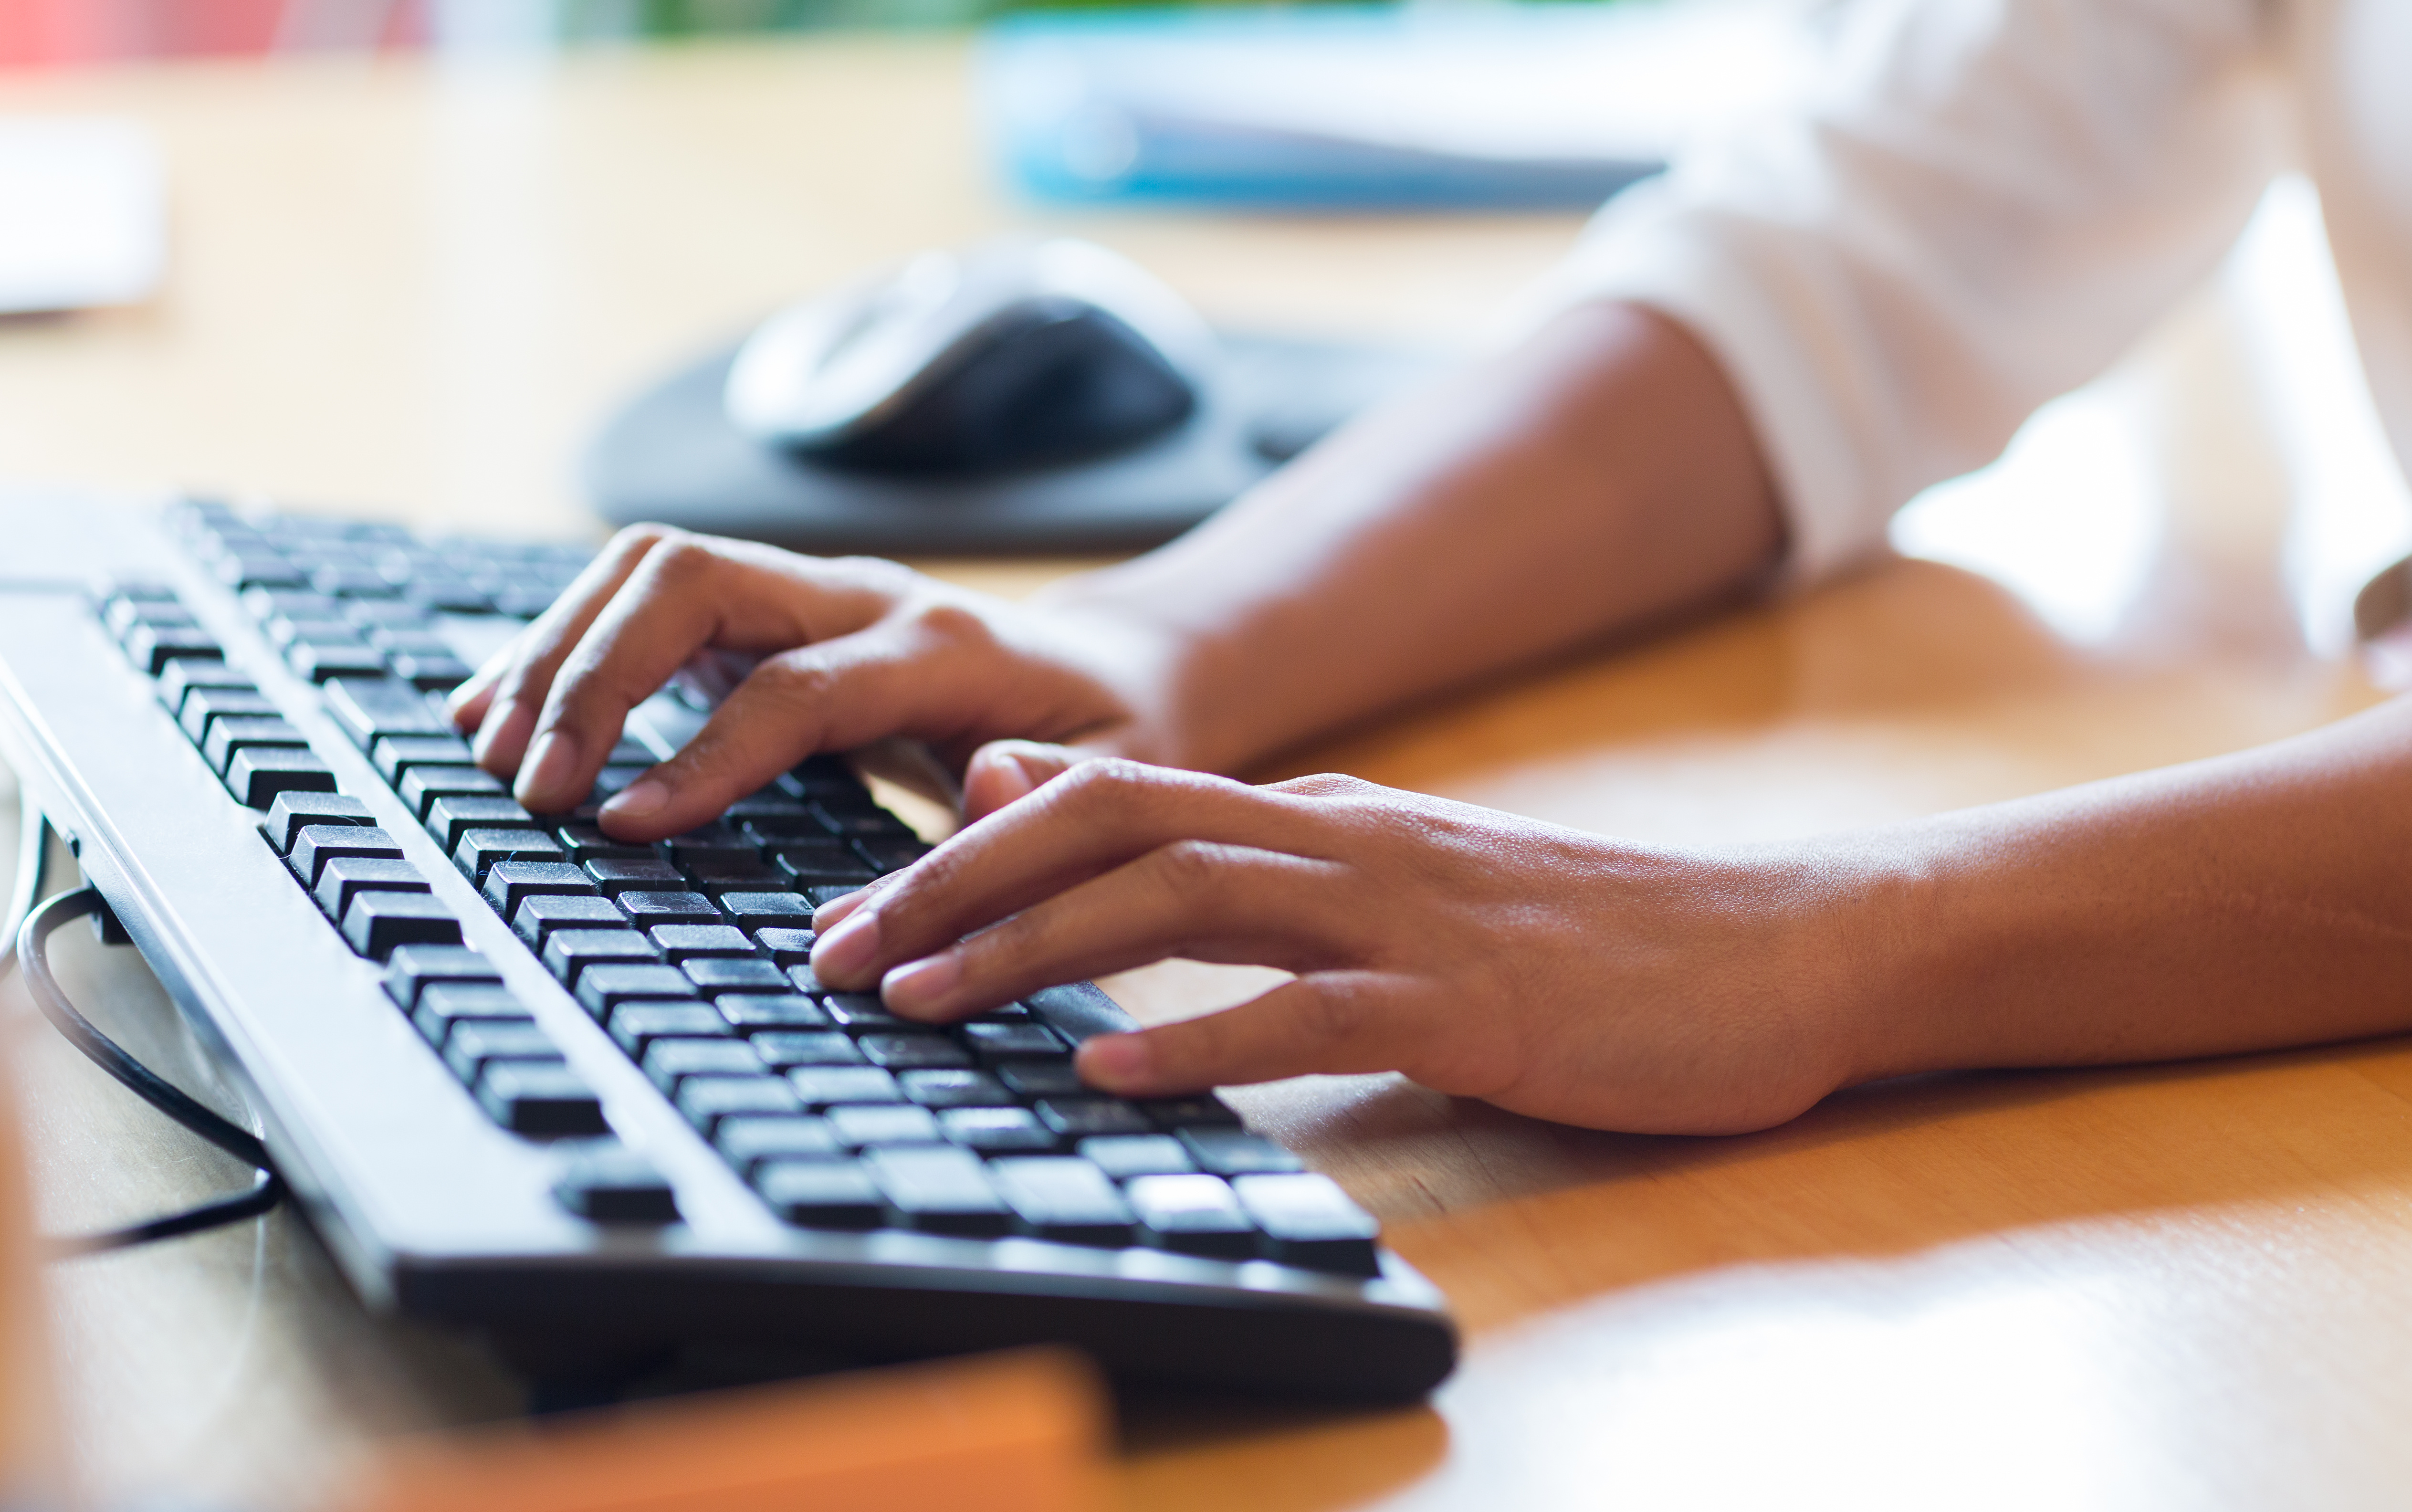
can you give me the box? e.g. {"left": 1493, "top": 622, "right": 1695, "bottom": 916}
{"left": 806, "top": 757, "right": 1868, "bottom": 1135}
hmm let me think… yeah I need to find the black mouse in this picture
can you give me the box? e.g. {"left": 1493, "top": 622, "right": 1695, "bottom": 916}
{"left": 723, "top": 237, "right": 1215, "bottom": 476}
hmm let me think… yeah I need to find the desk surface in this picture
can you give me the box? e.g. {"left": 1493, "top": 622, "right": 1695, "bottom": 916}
{"left": 5, "top": 37, "right": 2411, "bottom": 1512}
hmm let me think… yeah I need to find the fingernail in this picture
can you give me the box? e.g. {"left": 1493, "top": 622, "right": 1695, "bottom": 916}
{"left": 1078, "top": 1033, "right": 1151, "bottom": 1088}
{"left": 811, "top": 888, "right": 870, "bottom": 931}
{"left": 602, "top": 776, "right": 669, "bottom": 819}
{"left": 469, "top": 696, "right": 515, "bottom": 758}
{"left": 811, "top": 908, "right": 881, "bottom": 981}
{"left": 881, "top": 951, "right": 960, "bottom": 1015}
{"left": 517, "top": 729, "right": 580, "bottom": 807}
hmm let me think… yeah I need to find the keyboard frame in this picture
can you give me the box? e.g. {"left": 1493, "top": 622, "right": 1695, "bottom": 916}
{"left": 0, "top": 491, "right": 1457, "bottom": 1399}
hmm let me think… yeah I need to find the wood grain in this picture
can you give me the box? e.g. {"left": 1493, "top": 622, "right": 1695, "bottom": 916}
{"left": 2, "top": 38, "right": 2407, "bottom": 1512}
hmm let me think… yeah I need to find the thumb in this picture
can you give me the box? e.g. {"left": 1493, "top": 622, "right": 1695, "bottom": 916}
{"left": 961, "top": 739, "right": 1092, "bottom": 822}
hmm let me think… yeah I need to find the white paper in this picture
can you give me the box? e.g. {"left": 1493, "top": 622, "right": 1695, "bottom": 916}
{"left": 0, "top": 117, "right": 167, "bottom": 315}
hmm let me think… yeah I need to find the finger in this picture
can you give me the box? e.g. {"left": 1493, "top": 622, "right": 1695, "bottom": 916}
{"left": 876, "top": 841, "right": 1356, "bottom": 1020}
{"left": 450, "top": 524, "right": 670, "bottom": 770}
{"left": 515, "top": 544, "right": 899, "bottom": 813}
{"left": 961, "top": 739, "right": 1090, "bottom": 822}
{"left": 596, "top": 628, "right": 967, "bottom": 839}
{"left": 1075, "top": 974, "right": 1411, "bottom": 1095}
{"left": 808, "top": 762, "right": 1332, "bottom": 988}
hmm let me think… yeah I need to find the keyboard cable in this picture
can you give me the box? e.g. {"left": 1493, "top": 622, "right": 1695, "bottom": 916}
{"left": 2, "top": 805, "right": 284, "bottom": 1258}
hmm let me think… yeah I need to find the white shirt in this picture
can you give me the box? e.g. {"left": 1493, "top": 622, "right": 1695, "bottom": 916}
{"left": 1548, "top": 0, "right": 2412, "bottom": 586}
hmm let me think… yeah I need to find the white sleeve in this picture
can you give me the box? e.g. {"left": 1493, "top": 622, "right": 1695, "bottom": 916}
{"left": 1538, "top": 0, "right": 2284, "bottom": 585}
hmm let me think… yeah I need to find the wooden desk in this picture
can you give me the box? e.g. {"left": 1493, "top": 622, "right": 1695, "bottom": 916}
{"left": 4, "top": 37, "right": 2408, "bottom": 1512}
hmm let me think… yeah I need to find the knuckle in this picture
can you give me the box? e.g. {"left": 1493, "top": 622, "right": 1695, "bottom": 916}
{"left": 903, "top": 598, "right": 996, "bottom": 651}
{"left": 1289, "top": 979, "right": 1371, "bottom": 1047}
{"left": 1146, "top": 838, "right": 1238, "bottom": 902}
{"left": 753, "top": 652, "right": 840, "bottom": 710}
{"left": 643, "top": 536, "right": 723, "bottom": 590}
{"left": 1272, "top": 771, "right": 1378, "bottom": 800}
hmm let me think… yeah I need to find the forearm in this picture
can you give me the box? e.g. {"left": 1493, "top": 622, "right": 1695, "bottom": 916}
{"left": 1829, "top": 696, "right": 2412, "bottom": 1083}
{"left": 1043, "top": 300, "right": 1783, "bottom": 774}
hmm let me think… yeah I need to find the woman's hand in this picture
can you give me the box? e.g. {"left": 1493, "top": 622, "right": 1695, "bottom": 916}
{"left": 805, "top": 760, "right": 1864, "bottom": 1135}
{"left": 446, "top": 526, "right": 1177, "bottom": 838}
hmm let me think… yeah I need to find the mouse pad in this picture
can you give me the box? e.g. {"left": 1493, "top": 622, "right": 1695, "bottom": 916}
{"left": 582, "top": 332, "right": 1446, "bottom": 556}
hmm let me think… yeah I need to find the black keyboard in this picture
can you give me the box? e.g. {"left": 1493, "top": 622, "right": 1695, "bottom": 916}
{"left": 0, "top": 491, "right": 1456, "bottom": 1399}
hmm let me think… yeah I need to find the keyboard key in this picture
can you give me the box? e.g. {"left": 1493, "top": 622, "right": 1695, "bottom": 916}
{"left": 288, "top": 642, "right": 389, "bottom": 682}
{"left": 550, "top": 1143, "right": 679, "bottom": 1224}
{"left": 854, "top": 837, "right": 932, "bottom": 875}
{"left": 648, "top": 924, "right": 756, "bottom": 963}
{"left": 267, "top": 616, "right": 363, "bottom": 649}
{"left": 587, "top": 764, "right": 652, "bottom": 800}
{"left": 512, "top": 892, "right": 627, "bottom": 948}
{"left": 961, "top": 1022, "right": 1067, "bottom": 1061}
{"left": 290, "top": 823, "right": 403, "bottom": 885}
{"left": 1076, "top": 1134, "right": 1197, "bottom": 1179}
{"left": 858, "top": 1034, "right": 973, "bottom": 1071}
{"left": 157, "top": 659, "right": 254, "bottom": 714}
{"left": 543, "top": 929, "right": 662, "bottom": 984}
{"left": 823, "top": 994, "right": 903, "bottom": 1031}
{"left": 787, "top": 1066, "right": 902, "bottom": 1108}
{"left": 826, "top": 1104, "right": 942, "bottom": 1149}
{"left": 1141, "top": 1095, "right": 1244, "bottom": 1130}
{"left": 768, "top": 847, "right": 879, "bottom": 886}
{"left": 716, "top": 994, "right": 832, "bottom": 1033}
{"left": 264, "top": 790, "right": 375, "bottom": 850}
{"left": 477, "top": 1061, "right": 608, "bottom": 1136}
{"left": 861, "top": 1145, "right": 1009, "bottom": 1235}
{"left": 989, "top": 1157, "right": 1135, "bottom": 1245}
{"left": 681, "top": 957, "right": 788, "bottom": 994}
{"left": 616, "top": 890, "right": 719, "bottom": 930}
{"left": 716, "top": 892, "right": 818, "bottom": 931}
{"left": 937, "top": 1106, "right": 1058, "bottom": 1154}
{"left": 753, "top": 1158, "right": 882, "bottom": 1228}
{"left": 399, "top": 763, "right": 505, "bottom": 818}
{"left": 996, "top": 1061, "right": 1087, "bottom": 1099}
{"left": 800, "top": 884, "right": 868, "bottom": 909}
{"left": 105, "top": 597, "right": 194, "bottom": 639}
{"left": 443, "top": 1020, "right": 562, "bottom": 1081}
{"left": 751, "top": 927, "right": 817, "bottom": 966}
{"left": 608, "top": 1004, "right": 733, "bottom": 1056}
{"left": 641, "top": 1037, "right": 766, "bottom": 1092}
{"left": 715, "top": 1115, "right": 840, "bottom": 1170}
{"left": 574, "top": 963, "right": 697, "bottom": 1017}
{"left": 662, "top": 827, "right": 754, "bottom": 865}
{"left": 898, "top": 1069, "right": 1013, "bottom": 1108}
{"left": 125, "top": 623, "right": 223, "bottom": 674}
{"left": 411, "top": 983, "right": 532, "bottom": 1047}
{"left": 1233, "top": 1174, "right": 1381, "bottom": 1275}
{"left": 202, "top": 715, "right": 308, "bottom": 776}
{"left": 452, "top": 827, "right": 564, "bottom": 883}
{"left": 312, "top": 564, "right": 402, "bottom": 599}
{"left": 675, "top": 1074, "right": 802, "bottom": 1131}
{"left": 680, "top": 857, "right": 781, "bottom": 894}
{"left": 787, "top": 963, "right": 826, "bottom": 995}
{"left": 1033, "top": 1099, "right": 1154, "bottom": 1138}
{"left": 211, "top": 552, "right": 307, "bottom": 590}
{"left": 315, "top": 854, "right": 429, "bottom": 919}
{"left": 226, "top": 746, "right": 336, "bottom": 808}
{"left": 556, "top": 825, "right": 651, "bottom": 865}
{"left": 585, "top": 858, "right": 684, "bottom": 896}
{"left": 324, "top": 676, "right": 452, "bottom": 745}
{"left": 370, "top": 733, "right": 473, "bottom": 782}
{"left": 1125, "top": 1174, "right": 1257, "bottom": 1259}
{"left": 390, "top": 651, "right": 473, "bottom": 692}
{"left": 428, "top": 796, "right": 538, "bottom": 850}
{"left": 481, "top": 860, "right": 596, "bottom": 918}
{"left": 384, "top": 945, "right": 497, "bottom": 1009}
{"left": 177, "top": 686, "right": 280, "bottom": 742}
{"left": 748, "top": 1031, "right": 863, "bottom": 1068}
{"left": 1177, "top": 1128, "right": 1304, "bottom": 1176}
{"left": 344, "top": 890, "right": 463, "bottom": 958}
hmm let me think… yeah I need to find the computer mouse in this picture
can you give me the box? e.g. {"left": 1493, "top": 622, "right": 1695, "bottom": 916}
{"left": 724, "top": 237, "right": 1216, "bottom": 475}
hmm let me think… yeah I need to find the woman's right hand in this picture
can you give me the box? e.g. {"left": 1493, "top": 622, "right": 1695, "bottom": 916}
{"left": 445, "top": 525, "right": 1176, "bottom": 840}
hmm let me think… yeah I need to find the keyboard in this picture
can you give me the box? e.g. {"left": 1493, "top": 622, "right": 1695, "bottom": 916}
{"left": 0, "top": 489, "right": 1455, "bottom": 1399}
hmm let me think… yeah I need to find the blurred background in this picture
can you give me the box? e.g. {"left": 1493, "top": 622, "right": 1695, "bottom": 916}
{"left": 0, "top": 0, "right": 1669, "bottom": 63}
